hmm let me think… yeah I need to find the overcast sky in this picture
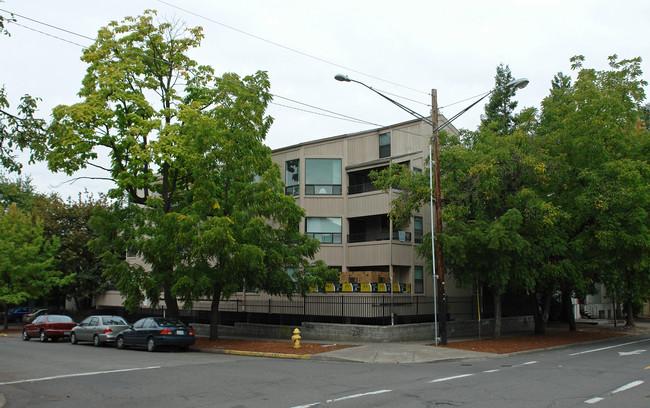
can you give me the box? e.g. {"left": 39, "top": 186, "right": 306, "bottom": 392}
{"left": 1, "top": 0, "right": 649, "bottom": 199}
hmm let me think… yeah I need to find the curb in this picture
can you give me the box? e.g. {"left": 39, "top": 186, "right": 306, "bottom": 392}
{"left": 195, "top": 347, "right": 313, "bottom": 360}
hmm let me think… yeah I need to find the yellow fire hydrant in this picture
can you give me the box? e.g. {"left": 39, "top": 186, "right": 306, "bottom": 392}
{"left": 291, "top": 328, "right": 301, "bottom": 349}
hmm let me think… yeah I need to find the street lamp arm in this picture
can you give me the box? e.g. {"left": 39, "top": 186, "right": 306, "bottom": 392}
{"left": 335, "top": 74, "right": 434, "bottom": 126}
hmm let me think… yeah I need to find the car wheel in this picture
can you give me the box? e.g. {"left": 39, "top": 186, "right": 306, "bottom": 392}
{"left": 39, "top": 330, "right": 48, "bottom": 342}
{"left": 22, "top": 329, "right": 30, "bottom": 341}
{"left": 71, "top": 332, "right": 78, "bottom": 344}
{"left": 93, "top": 334, "right": 101, "bottom": 347}
{"left": 146, "top": 337, "right": 156, "bottom": 352}
{"left": 116, "top": 336, "right": 125, "bottom": 349}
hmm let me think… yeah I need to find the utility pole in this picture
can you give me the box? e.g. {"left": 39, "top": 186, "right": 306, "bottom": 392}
{"left": 432, "top": 90, "right": 447, "bottom": 345}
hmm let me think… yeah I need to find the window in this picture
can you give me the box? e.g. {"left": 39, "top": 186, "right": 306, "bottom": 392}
{"left": 413, "top": 167, "right": 422, "bottom": 174}
{"left": 379, "top": 132, "right": 391, "bottom": 158}
{"left": 306, "top": 217, "right": 342, "bottom": 244}
{"left": 285, "top": 159, "right": 299, "bottom": 196}
{"left": 414, "top": 266, "right": 424, "bottom": 293}
{"left": 305, "top": 158, "right": 342, "bottom": 195}
{"left": 414, "top": 216, "right": 423, "bottom": 243}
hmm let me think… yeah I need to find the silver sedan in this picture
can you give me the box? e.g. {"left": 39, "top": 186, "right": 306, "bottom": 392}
{"left": 71, "top": 315, "right": 129, "bottom": 346}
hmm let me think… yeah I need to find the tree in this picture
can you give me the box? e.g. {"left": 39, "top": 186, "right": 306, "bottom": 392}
{"left": 480, "top": 63, "right": 520, "bottom": 134}
{"left": 170, "top": 72, "right": 333, "bottom": 340}
{"left": 539, "top": 55, "right": 650, "bottom": 327}
{"left": 0, "top": 204, "right": 70, "bottom": 329}
{"left": 32, "top": 193, "right": 111, "bottom": 313}
{"left": 46, "top": 11, "right": 212, "bottom": 316}
{"left": 0, "top": 87, "right": 47, "bottom": 174}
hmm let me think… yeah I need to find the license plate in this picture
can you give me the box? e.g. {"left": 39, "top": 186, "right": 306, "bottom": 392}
{"left": 176, "top": 330, "right": 185, "bottom": 335}
{"left": 64, "top": 331, "right": 70, "bottom": 335}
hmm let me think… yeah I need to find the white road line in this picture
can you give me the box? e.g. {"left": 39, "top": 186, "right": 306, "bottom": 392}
{"left": 0, "top": 366, "right": 161, "bottom": 386}
{"left": 521, "top": 361, "right": 538, "bottom": 366}
{"left": 290, "top": 389, "right": 392, "bottom": 408}
{"left": 583, "top": 380, "right": 644, "bottom": 404}
{"left": 569, "top": 338, "right": 650, "bottom": 356}
{"left": 326, "top": 389, "right": 392, "bottom": 403}
{"left": 483, "top": 369, "right": 500, "bottom": 373}
{"left": 585, "top": 397, "right": 604, "bottom": 404}
{"left": 611, "top": 380, "right": 644, "bottom": 394}
{"left": 430, "top": 374, "right": 474, "bottom": 383}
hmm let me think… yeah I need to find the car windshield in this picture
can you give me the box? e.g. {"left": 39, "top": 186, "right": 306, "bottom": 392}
{"left": 104, "top": 317, "right": 127, "bottom": 325}
{"left": 156, "top": 318, "right": 185, "bottom": 327}
{"left": 48, "top": 316, "right": 73, "bottom": 323}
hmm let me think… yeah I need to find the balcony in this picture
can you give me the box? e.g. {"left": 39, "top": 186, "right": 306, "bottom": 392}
{"left": 348, "top": 230, "right": 412, "bottom": 243}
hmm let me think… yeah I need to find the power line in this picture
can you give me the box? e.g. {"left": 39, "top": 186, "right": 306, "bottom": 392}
{"left": 156, "top": 0, "right": 432, "bottom": 100}
{"left": 2, "top": 9, "right": 375, "bottom": 126}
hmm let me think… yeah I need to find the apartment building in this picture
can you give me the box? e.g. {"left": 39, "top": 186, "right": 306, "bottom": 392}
{"left": 271, "top": 117, "right": 453, "bottom": 298}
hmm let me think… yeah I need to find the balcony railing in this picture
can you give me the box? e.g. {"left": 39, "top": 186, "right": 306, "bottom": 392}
{"left": 348, "top": 182, "right": 378, "bottom": 195}
{"left": 305, "top": 184, "right": 342, "bottom": 195}
{"left": 307, "top": 232, "right": 342, "bottom": 244}
{"left": 347, "top": 231, "right": 412, "bottom": 243}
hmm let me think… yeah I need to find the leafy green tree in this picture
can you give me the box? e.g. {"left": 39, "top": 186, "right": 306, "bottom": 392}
{"left": 539, "top": 55, "right": 650, "bottom": 327}
{"left": 0, "top": 87, "right": 47, "bottom": 174}
{"left": 170, "top": 72, "right": 333, "bottom": 340}
{"left": 46, "top": 11, "right": 212, "bottom": 317}
{"left": 32, "top": 193, "right": 111, "bottom": 313}
{"left": 0, "top": 204, "right": 70, "bottom": 329}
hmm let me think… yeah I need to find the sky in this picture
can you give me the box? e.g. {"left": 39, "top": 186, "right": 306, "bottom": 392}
{"left": 1, "top": 0, "right": 649, "bottom": 199}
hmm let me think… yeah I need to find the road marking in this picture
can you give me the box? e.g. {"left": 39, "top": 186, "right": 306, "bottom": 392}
{"left": 483, "top": 369, "right": 500, "bottom": 373}
{"left": 569, "top": 338, "right": 650, "bottom": 356}
{"left": 521, "top": 361, "right": 538, "bottom": 366}
{"left": 583, "top": 380, "right": 644, "bottom": 404}
{"left": 430, "top": 374, "right": 474, "bottom": 383}
{"left": 585, "top": 397, "right": 604, "bottom": 404}
{"left": 290, "top": 389, "right": 392, "bottom": 408}
{"left": 326, "top": 389, "right": 392, "bottom": 403}
{"left": 0, "top": 366, "right": 161, "bottom": 386}
{"left": 611, "top": 380, "right": 644, "bottom": 394}
{"left": 618, "top": 349, "right": 646, "bottom": 356}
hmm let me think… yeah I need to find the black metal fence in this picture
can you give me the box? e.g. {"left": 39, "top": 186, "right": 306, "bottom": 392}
{"left": 96, "top": 294, "right": 531, "bottom": 326}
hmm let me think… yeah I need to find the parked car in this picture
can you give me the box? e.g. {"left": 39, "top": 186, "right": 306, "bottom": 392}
{"left": 116, "top": 317, "right": 195, "bottom": 352}
{"left": 22, "top": 315, "right": 77, "bottom": 342}
{"left": 7, "top": 306, "right": 33, "bottom": 322}
{"left": 71, "top": 315, "right": 129, "bottom": 346}
{"left": 23, "top": 308, "right": 54, "bottom": 323}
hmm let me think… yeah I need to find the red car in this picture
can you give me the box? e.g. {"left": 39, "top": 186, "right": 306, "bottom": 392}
{"left": 22, "top": 315, "right": 77, "bottom": 342}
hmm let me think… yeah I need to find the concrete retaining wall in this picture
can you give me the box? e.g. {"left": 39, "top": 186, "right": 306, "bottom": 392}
{"left": 193, "top": 316, "right": 534, "bottom": 343}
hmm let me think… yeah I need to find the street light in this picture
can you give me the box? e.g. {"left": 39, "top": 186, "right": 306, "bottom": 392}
{"left": 335, "top": 74, "right": 528, "bottom": 345}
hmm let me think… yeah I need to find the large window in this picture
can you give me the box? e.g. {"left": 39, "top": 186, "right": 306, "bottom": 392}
{"left": 285, "top": 159, "right": 299, "bottom": 196}
{"left": 306, "top": 217, "right": 342, "bottom": 244}
{"left": 414, "top": 216, "right": 423, "bottom": 243}
{"left": 414, "top": 266, "right": 424, "bottom": 293}
{"left": 379, "top": 132, "right": 391, "bottom": 158}
{"left": 305, "top": 158, "right": 342, "bottom": 195}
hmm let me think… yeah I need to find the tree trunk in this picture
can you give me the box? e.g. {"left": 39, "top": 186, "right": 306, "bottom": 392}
{"left": 530, "top": 293, "right": 545, "bottom": 335}
{"left": 162, "top": 284, "right": 180, "bottom": 318}
{"left": 209, "top": 283, "right": 223, "bottom": 341}
{"left": 624, "top": 300, "right": 635, "bottom": 327}
{"left": 541, "top": 290, "right": 552, "bottom": 328}
{"left": 493, "top": 292, "right": 502, "bottom": 339}
{"left": 562, "top": 288, "right": 577, "bottom": 331}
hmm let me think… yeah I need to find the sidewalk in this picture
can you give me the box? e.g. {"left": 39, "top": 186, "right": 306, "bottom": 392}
{"left": 309, "top": 341, "right": 492, "bottom": 363}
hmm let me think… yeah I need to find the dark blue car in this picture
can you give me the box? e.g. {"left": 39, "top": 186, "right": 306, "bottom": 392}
{"left": 7, "top": 307, "right": 32, "bottom": 322}
{"left": 115, "top": 317, "right": 195, "bottom": 352}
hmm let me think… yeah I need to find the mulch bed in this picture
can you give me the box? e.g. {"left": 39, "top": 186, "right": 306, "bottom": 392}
{"left": 441, "top": 328, "right": 631, "bottom": 354}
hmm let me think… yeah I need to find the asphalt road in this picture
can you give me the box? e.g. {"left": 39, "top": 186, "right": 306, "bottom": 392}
{"left": 1, "top": 333, "right": 649, "bottom": 407}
